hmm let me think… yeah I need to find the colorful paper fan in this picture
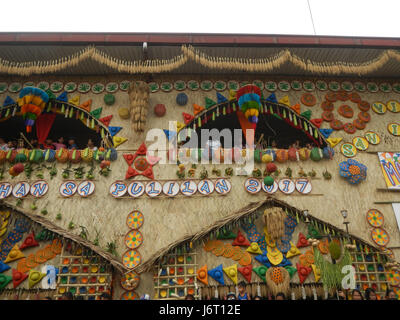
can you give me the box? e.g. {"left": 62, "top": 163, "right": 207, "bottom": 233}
{"left": 17, "top": 87, "right": 49, "bottom": 133}
{"left": 120, "top": 271, "right": 140, "bottom": 291}
{"left": 120, "top": 291, "right": 139, "bottom": 300}
{"left": 366, "top": 209, "right": 384, "bottom": 228}
{"left": 122, "top": 250, "right": 142, "bottom": 269}
{"left": 236, "top": 85, "right": 261, "bottom": 123}
{"left": 125, "top": 230, "right": 143, "bottom": 249}
{"left": 126, "top": 210, "right": 144, "bottom": 229}
{"left": 371, "top": 228, "right": 390, "bottom": 247}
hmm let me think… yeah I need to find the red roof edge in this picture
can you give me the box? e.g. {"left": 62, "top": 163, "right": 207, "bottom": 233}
{"left": 0, "top": 32, "right": 400, "bottom": 48}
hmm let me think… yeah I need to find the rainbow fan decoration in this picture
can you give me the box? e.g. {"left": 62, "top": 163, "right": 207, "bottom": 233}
{"left": 17, "top": 87, "right": 49, "bottom": 133}
{"left": 236, "top": 85, "right": 261, "bottom": 124}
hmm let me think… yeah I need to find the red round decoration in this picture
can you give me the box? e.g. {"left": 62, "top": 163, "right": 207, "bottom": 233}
{"left": 336, "top": 91, "right": 349, "bottom": 101}
{"left": 301, "top": 93, "right": 316, "bottom": 106}
{"left": 154, "top": 104, "right": 166, "bottom": 117}
{"left": 330, "top": 119, "right": 343, "bottom": 130}
{"left": 353, "top": 118, "right": 366, "bottom": 130}
{"left": 343, "top": 123, "right": 356, "bottom": 134}
{"left": 349, "top": 92, "right": 361, "bottom": 103}
{"left": 338, "top": 105, "right": 354, "bottom": 118}
{"left": 325, "top": 92, "right": 337, "bottom": 102}
{"left": 134, "top": 158, "right": 149, "bottom": 171}
{"left": 13, "top": 163, "right": 25, "bottom": 174}
{"left": 358, "top": 101, "right": 370, "bottom": 112}
{"left": 322, "top": 111, "right": 334, "bottom": 122}
{"left": 358, "top": 111, "right": 371, "bottom": 123}
{"left": 287, "top": 148, "right": 297, "bottom": 161}
{"left": 321, "top": 101, "right": 334, "bottom": 111}
{"left": 266, "top": 163, "right": 277, "bottom": 173}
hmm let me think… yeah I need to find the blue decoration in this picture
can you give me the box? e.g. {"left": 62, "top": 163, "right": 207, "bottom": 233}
{"left": 265, "top": 93, "right": 278, "bottom": 103}
{"left": 19, "top": 87, "right": 49, "bottom": 103}
{"left": 176, "top": 93, "right": 188, "bottom": 106}
{"left": 278, "top": 256, "right": 292, "bottom": 267}
{"left": 216, "top": 92, "right": 228, "bottom": 104}
{"left": 108, "top": 126, "right": 122, "bottom": 137}
{"left": 323, "top": 146, "right": 335, "bottom": 159}
{"left": 56, "top": 91, "right": 68, "bottom": 103}
{"left": 320, "top": 129, "right": 333, "bottom": 139}
{"left": 255, "top": 252, "right": 272, "bottom": 268}
{"left": 339, "top": 158, "right": 367, "bottom": 184}
{"left": 238, "top": 93, "right": 261, "bottom": 106}
{"left": 3, "top": 96, "right": 16, "bottom": 107}
{"left": 208, "top": 264, "right": 225, "bottom": 285}
{"left": 163, "top": 129, "right": 177, "bottom": 141}
{"left": 0, "top": 261, "right": 10, "bottom": 273}
{"left": 242, "top": 223, "right": 267, "bottom": 251}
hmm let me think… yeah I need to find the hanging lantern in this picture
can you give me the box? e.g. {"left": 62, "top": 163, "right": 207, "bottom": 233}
{"left": 236, "top": 85, "right": 261, "bottom": 123}
{"left": 17, "top": 87, "right": 49, "bottom": 133}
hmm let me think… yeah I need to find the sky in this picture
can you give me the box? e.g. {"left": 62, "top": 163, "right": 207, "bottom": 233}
{"left": 0, "top": 0, "right": 399, "bottom": 37}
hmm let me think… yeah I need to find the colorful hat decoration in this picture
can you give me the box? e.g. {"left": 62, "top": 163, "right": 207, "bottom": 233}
{"left": 90, "top": 107, "right": 103, "bottom": 119}
{"left": 68, "top": 95, "right": 80, "bottom": 106}
{"left": 267, "top": 246, "right": 284, "bottom": 266}
{"left": 236, "top": 85, "right": 261, "bottom": 123}
{"left": 4, "top": 244, "right": 25, "bottom": 263}
{"left": 327, "top": 137, "right": 343, "bottom": 148}
{"left": 238, "top": 265, "right": 253, "bottom": 283}
{"left": 291, "top": 103, "right": 301, "bottom": 114}
{"left": 217, "top": 92, "right": 228, "bottom": 104}
{"left": 99, "top": 115, "right": 113, "bottom": 127}
{"left": 12, "top": 269, "right": 28, "bottom": 288}
{"left": 193, "top": 104, "right": 205, "bottom": 116}
{"left": 296, "top": 263, "right": 312, "bottom": 284}
{"left": 286, "top": 242, "right": 301, "bottom": 258}
{"left": 78, "top": 99, "right": 92, "bottom": 112}
{"left": 208, "top": 264, "right": 225, "bottom": 285}
{"left": 266, "top": 93, "right": 278, "bottom": 103}
{"left": 253, "top": 265, "right": 267, "bottom": 282}
{"left": 113, "top": 136, "right": 128, "bottom": 148}
{"left": 0, "top": 274, "right": 12, "bottom": 290}
{"left": 28, "top": 269, "right": 46, "bottom": 288}
{"left": 223, "top": 264, "right": 238, "bottom": 284}
{"left": 205, "top": 97, "right": 216, "bottom": 109}
{"left": 197, "top": 265, "right": 208, "bottom": 285}
{"left": 296, "top": 232, "right": 310, "bottom": 248}
{"left": 56, "top": 91, "right": 68, "bottom": 103}
{"left": 3, "top": 96, "right": 16, "bottom": 107}
{"left": 284, "top": 265, "right": 297, "bottom": 279}
{"left": 19, "top": 232, "right": 39, "bottom": 250}
{"left": 247, "top": 242, "right": 263, "bottom": 254}
{"left": 0, "top": 261, "right": 10, "bottom": 273}
{"left": 182, "top": 112, "right": 194, "bottom": 125}
{"left": 320, "top": 128, "right": 333, "bottom": 139}
{"left": 311, "top": 264, "right": 321, "bottom": 282}
{"left": 108, "top": 126, "right": 122, "bottom": 137}
{"left": 255, "top": 252, "right": 272, "bottom": 268}
{"left": 278, "top": 95, "right": 291, "bottom": 107}
{"left": 163, "top": 129, "right": 177, "bottom": 142}
{"left": 232, "top": 230, "right": 251, "bottom": 247}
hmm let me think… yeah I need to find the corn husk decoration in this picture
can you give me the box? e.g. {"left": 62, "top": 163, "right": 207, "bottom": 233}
{"left": 129, "top": 81, "right": 150, "bottom": 132}
{"left": 265, "top": 267, "right": 290, "bottom": 296}
{"left": 263, "top": 207, "right": 286, "bottom": 242}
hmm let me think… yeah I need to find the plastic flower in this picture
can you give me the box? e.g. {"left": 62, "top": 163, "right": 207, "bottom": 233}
{"left": 339, "top": 159, "right": 367, "bottom": 184}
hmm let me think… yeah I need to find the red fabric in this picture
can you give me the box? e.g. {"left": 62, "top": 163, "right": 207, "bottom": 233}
{"left": 36, "top": 113, "right": 56, "bottom": 144}
{"left": 236, "top": 110, "right": 256, "bottom": 146}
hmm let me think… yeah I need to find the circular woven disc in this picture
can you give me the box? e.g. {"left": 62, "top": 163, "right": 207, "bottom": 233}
{"left": 222, "top": 244, "right": 234, "bottom": 258}
{"left": 125, "top": 230, "right": 143, "bottom": 249}
{"left": 122, "top": 250, "right": 142, "bottom": 269}
{"left": 371, "top": 228, "right": 390, "bottom": 247}
{"left": 212, "top": 246, "right": 225, "bottom": 256}
{"left": 126, "top": 210, "right": 144, "bottom": 229}
{"left": 120, "top": 291, "right": 139, "bottom": 300}
{"left": 366, "top": 209, "right": 384, "bottom": 227}
{"left": 203, "top": 240, "right": 217, "bottom": 252}
{"left": 238, "top": 251, "right": 252, "bottom": 266}
{"left": 231, "top": 246, "right": 244, "bottom": 261}
{"left": 120, "top": 271, "right": 140, "bottom": 291}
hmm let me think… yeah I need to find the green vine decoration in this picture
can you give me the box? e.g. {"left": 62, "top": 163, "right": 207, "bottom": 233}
{"left": 74, "top": 166, "right": 85, "bottom": 179}
{"left": 106, "top": 241, "right": 118, "bottom": 256}
{"left": 62, "top": 163, "right": 72, "bottom": 179}
{"left": 79, "top": 226, "right": 89, "bottom": 240}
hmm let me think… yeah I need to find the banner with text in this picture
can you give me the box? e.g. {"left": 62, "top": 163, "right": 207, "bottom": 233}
{"left": 378, "top": 152, "right": 400, "bottom": 189}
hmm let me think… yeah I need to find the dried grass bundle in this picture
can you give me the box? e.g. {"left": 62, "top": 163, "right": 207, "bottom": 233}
{"left": 263, "top": 207, "right": 286, "bottom": 241}
{"left": 265, "top": 267, "right": 290, "bottom": 296}
{"left": 129, "top": 81, "right": 150, "bottom": 132}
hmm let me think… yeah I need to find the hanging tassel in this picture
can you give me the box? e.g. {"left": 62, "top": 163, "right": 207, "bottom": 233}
{"left": 12, "top": 107, "right": 17, "bottom": 117}
{"left": 232, "top": 102, "right": 236, "bottom": 112}
{"left": 289, "top": 111, "right": 293, "bottom": 123}
{"left": 301, "top": 285, "right": 306, "bottom": 300}
{"left": 91, "top": 119, "right": 95, "bottom": 129}
{"left": 212, "top": 112, "right": 215, "bottom": 121}
{"left": 198, "top": 117, "right": 201, "bottom": 128}
{"left": 257, "top": 282, "right": 261, "bottom": 297}
{"left": 293, "top": 116, "right": 298, "bottom": 127}
{"left": 46, "top": 104, "right": 51, "bottom": 113}
{"left": 312, "top": 287, "right": 317, "bottom": 300}
{"left": 61, "top": 104, "right": 65, "bottom": 113}
{"left": 291, "top": 291, "right": 296, "bottom": 300}
{"left": 296, "top": 211, "right": 299, "bottom": 224}
{"left": 282, "top": 109, "right": 287, "bottom": 118}
{"left": 324, "top": 288, "right": 328, "bottom": 300}
{"left": 214, "top": 286, "right": 219, "bottom": 299}
{"left": 86, "top": 117, "right": 89, "bottom": 127}
{"left": 101, "top": 128, "right": 105, "bottom": 138}
{"left": 269, "top": 105, "right": 273, "bottom": 114}
{"left": 65, "top": 106, "right": 69, "bottom": 118}
{"left": 69, "top": 107, "right": 74, "bottom": 118}
{"left": 216, "top": 106, "right": 220, "bottom": 117}
{"left": 80, "top": 112, "right": 84, "bottom": 120}
{"left": 314, "top": 128, "right": 318, "bottom": 139}
{"left": 5, "top": 108, "right": 10, "bottom": 118}
{"left": 223, "top": 106, "right": 226, "bottom": 115}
